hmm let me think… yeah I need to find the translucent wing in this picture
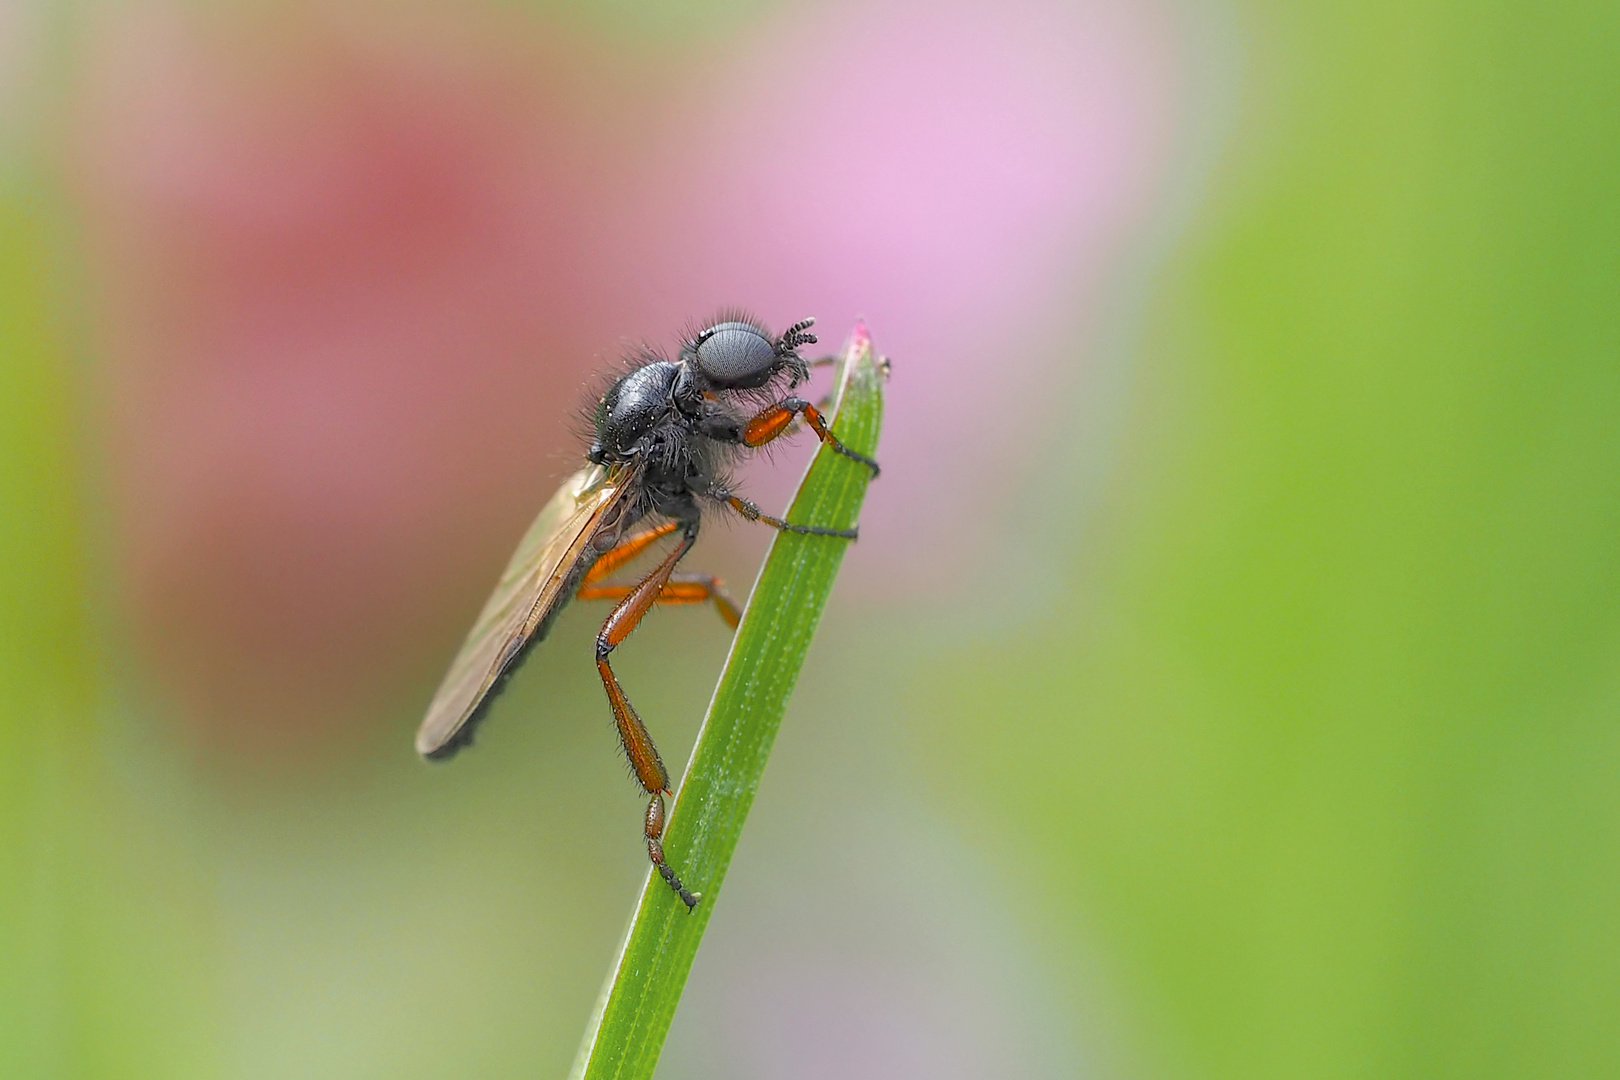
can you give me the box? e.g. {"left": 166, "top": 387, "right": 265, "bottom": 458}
{"left": 416, "top": 464, "right": 635, "bottom": 759}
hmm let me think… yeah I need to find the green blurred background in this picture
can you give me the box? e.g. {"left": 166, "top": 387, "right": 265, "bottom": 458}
{"left": 4, "top": 1, "right": 1619, "bottom": 1078}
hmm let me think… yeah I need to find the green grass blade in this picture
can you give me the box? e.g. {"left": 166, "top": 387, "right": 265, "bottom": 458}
{"left": 569, "top": 324, "right": 887, "bottom": 1080}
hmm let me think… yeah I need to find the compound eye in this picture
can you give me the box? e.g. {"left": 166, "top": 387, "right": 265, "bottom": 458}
{"left": 693, "top": 321, "right": 779, "bottom": 389}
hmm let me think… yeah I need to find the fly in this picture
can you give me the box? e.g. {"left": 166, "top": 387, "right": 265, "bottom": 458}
{"left": 416, "top": 314, "right": 880, "bottom": 909}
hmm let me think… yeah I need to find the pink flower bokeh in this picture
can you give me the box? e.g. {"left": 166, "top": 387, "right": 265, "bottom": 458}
{"left": 71, "top": 0, "right": 1184, "bottom": 743}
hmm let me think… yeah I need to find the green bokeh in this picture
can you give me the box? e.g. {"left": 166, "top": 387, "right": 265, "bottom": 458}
{"left": 0, "top": 192, "right": 218, "bottom": 1077}
{"left": 927, "top": 3, "right": 1620, "bottom": 1077}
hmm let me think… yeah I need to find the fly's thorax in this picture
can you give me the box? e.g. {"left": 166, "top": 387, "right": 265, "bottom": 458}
{"left": 637, "top": 420, "right": 725, "bottom": 525}
{"left": 589, "top": 360, "right": 679, "bottom": 463}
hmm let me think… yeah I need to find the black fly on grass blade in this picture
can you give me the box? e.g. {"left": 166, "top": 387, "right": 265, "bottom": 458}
{"left": 415, "top": 314, "right": 880, "bottom": 909}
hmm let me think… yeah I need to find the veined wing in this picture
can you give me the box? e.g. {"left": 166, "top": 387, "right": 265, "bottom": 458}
{"left": 416, "top": 463, "right": 635, "bottom": 759}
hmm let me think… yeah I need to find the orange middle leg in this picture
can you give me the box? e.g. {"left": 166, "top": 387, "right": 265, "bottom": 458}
{"left": 707, "top": 485, "right": 858, "bottom": 540}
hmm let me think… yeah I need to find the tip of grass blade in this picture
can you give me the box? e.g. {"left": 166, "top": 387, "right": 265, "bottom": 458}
{"left": 569, "top": 326, "right": 886, "bottom": 1080}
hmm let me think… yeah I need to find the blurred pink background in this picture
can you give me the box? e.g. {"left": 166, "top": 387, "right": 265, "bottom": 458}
{"left": 72, "top": 0, "right": 1182, "bottom": 745}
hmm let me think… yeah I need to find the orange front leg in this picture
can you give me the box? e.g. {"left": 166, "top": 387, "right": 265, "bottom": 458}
{"left": 743, "top": 396, "right": 880, "bottom": 476}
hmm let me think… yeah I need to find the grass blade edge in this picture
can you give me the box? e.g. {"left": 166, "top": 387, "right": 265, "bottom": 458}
{"left": 569, "top": 325, "right": 887, "bottom": 1080}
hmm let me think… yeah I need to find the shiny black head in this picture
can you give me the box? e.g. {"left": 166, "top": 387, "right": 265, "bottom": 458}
{"left": 682, "top": 317, "right": 817, "bottom": 390}
{"left": 678, "top": 316, "right": 817, "bottom": 394}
